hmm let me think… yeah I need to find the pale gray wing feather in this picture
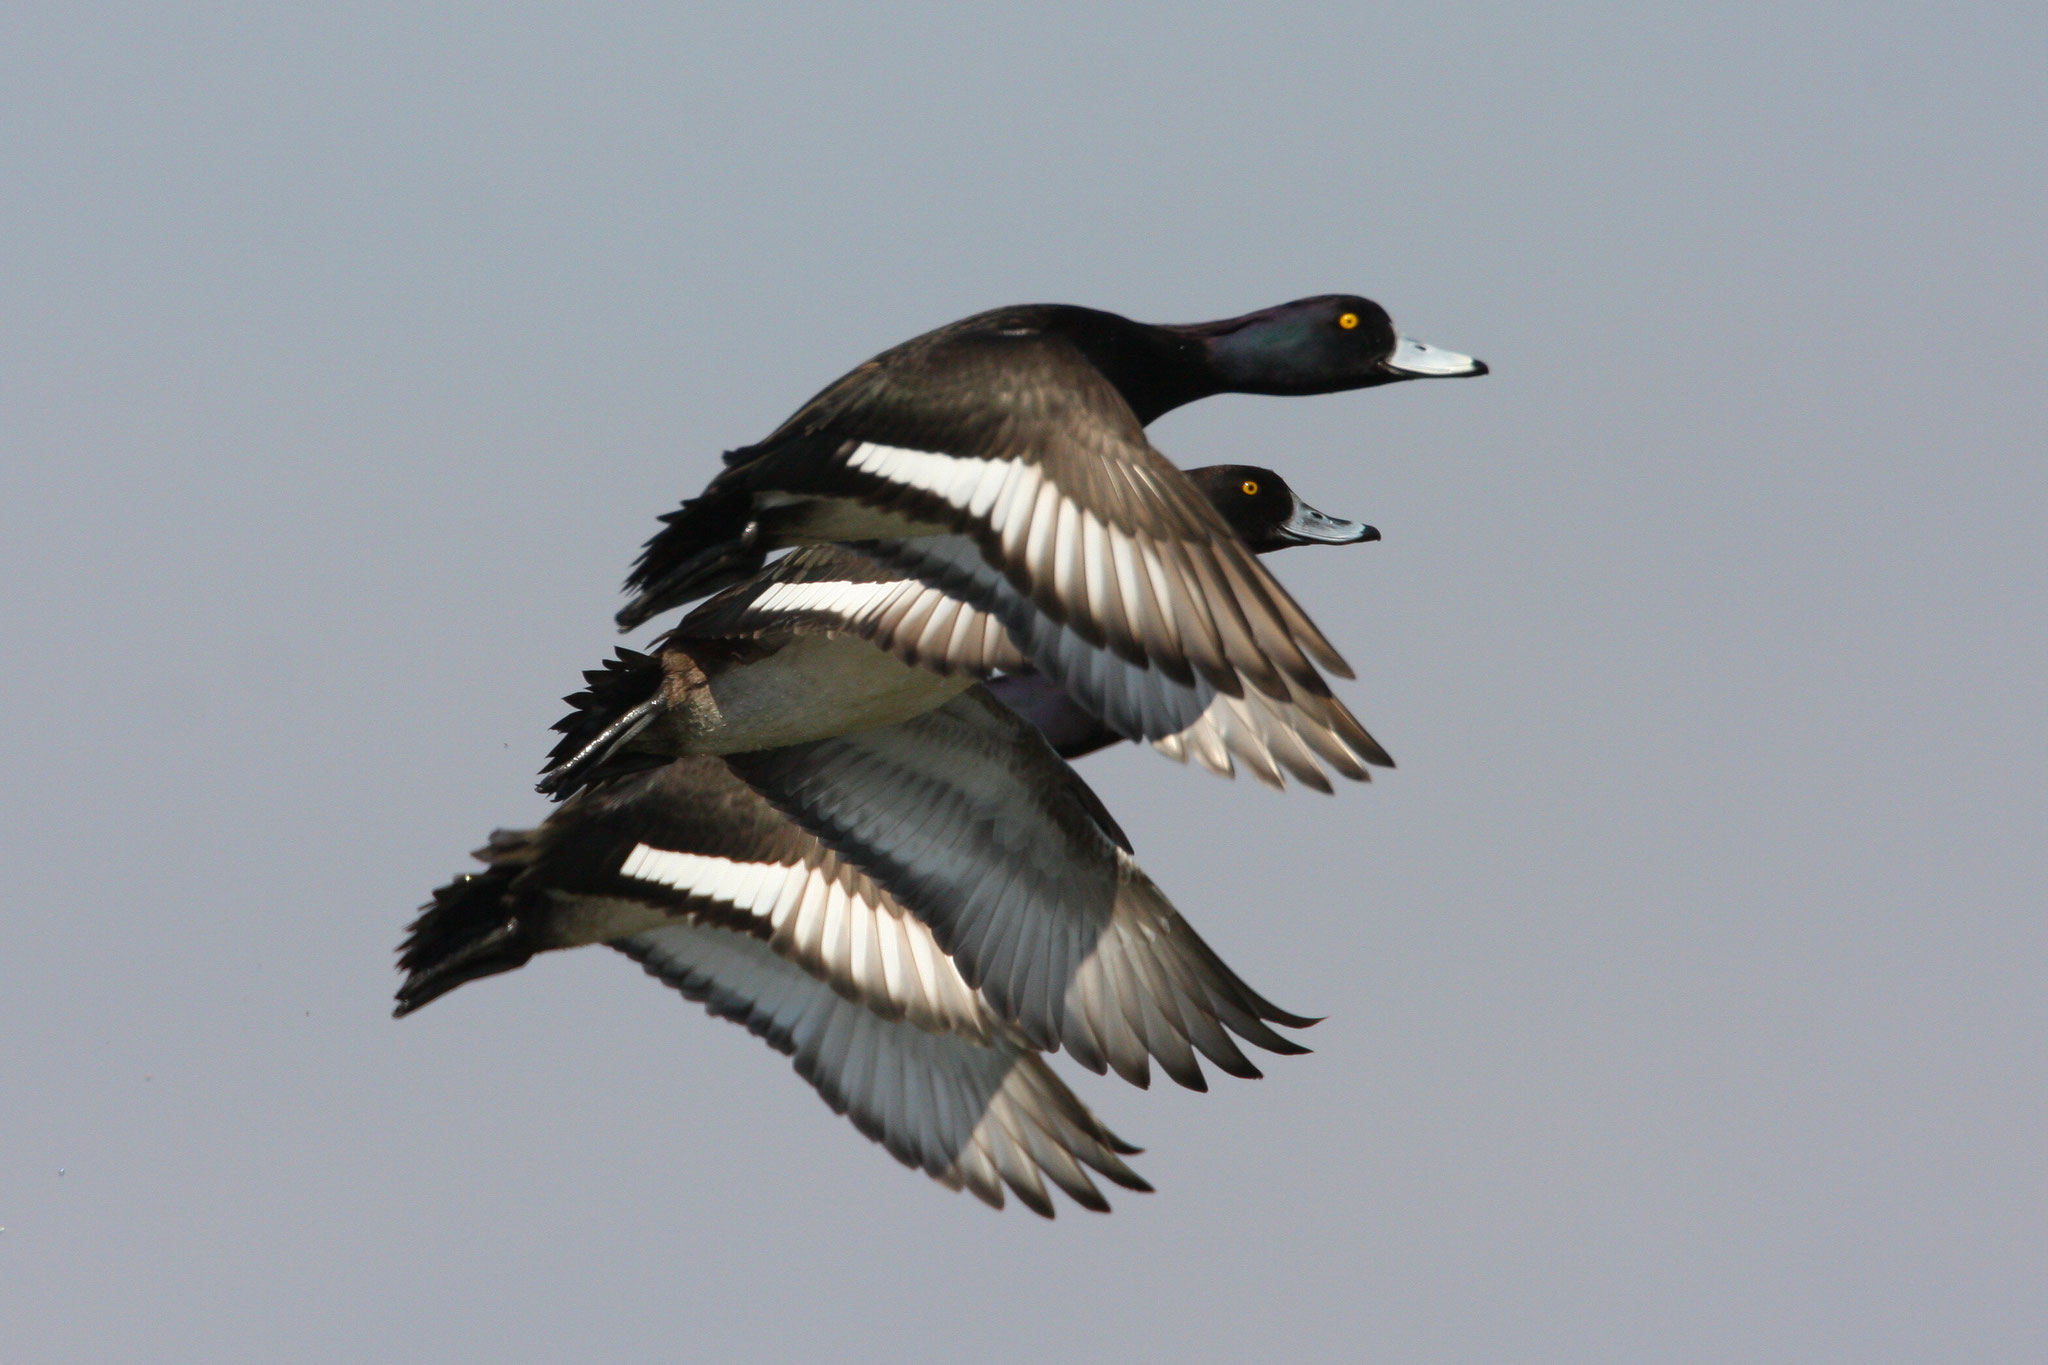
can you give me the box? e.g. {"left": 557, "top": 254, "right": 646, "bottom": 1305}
{"left": 693, "top": 540, "right": 1385, "bottom": 789}
{"left": 615, "top": 923, "right": 1148, "bottom": 1214}
{"left": 873, "top": 535, "right": 1389, "bottom": 787}
{"left": 723, "top": 690, "right": 1316, "bottom": 1090}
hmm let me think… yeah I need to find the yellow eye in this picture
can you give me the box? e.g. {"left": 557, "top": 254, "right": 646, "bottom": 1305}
{"left": 1241, "top": 480, "right": 1259, "bottom": 496}
{"left": 1338, "top": 312, "right": 1360, "bottom": 330}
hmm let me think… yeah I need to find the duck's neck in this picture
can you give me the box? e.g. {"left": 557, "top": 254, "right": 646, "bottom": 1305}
{"left": 1046, "top": 307, "right": 1223, "bottom": 424}
{"left": 1165, "top": 304, "right": 1344, "bottom": 400}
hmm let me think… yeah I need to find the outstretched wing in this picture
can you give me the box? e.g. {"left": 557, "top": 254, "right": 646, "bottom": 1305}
{"left": 521, "top": 758, "right": 992, "bottom": 1036}
{"left": 637, "top": 325, "right": 1356, "bottom": 711}
{"left": 725, "top": 690, "right": 1317, "bottom": 1091}
{"left": 679, "top": 545, "right": 1388, "bottom": 789}
{"left": 616, "top": 923, "right": 1149, "bottom": 1215}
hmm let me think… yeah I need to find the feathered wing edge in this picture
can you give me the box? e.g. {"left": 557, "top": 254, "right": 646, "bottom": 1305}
{"left": 724, "top": 690, "right": 1320, "bottom": 1092}
{"left": 397, "top": 822, "right": 1150, "bottom": 1215}
{"left": 617, "top": 923, "right": 1150, "bottom": 1215}
{"left": 831, "top": 439, "right": 1356, "bottom": 699}
{"left": 677, "top": 543, "right": 1389, "bottom": 790}
{"left": 611, "top": 314, "right": 1359, "bottom": 719}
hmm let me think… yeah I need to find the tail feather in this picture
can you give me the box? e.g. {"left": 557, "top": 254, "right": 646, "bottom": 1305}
{"left": 394, "top": 854, "right": 539, "bottom": 1017}
{"left": 537, "top": 649, "right": 670, "bottom": 800}
{"left": 617, "top": 490, "right": 763, "bottom": 631}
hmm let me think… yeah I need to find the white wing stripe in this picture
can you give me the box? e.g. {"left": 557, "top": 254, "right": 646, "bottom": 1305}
{"left": 846, "top": 442, "right": 989, "bottom": 508}
{"left": 621, "top": 845, "right": 889, "bottom": 934}
{"left": 752, "top": 580, "right": 904, "bottom": 620}
{"left": 829, "top": 443, "right": 1372, "bottom": 785}
{"left": 966, "top": 456, "right": 1017, "bottom": 520}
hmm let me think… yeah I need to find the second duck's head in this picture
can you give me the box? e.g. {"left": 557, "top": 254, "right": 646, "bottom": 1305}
{"left": 1188, "top": 465, "right": 1380, "bottom": 554}
{"left": 1171, "top": 295, "right": 1486, "bottom": 398}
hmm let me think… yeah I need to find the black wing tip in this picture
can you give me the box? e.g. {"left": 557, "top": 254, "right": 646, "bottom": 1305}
{"left": 1339, "top": 712, "right": 1395, "bottom": 770}
{"left": 1297, "top": 766, "right": 1338, "bottom": 794}
{"left": 1011, "top": 1181, "right": 1057, "bottom": 1219}
{"left": 1258, "top": 1036, "right": 1315, "bottom": 1057}
{"left": 1064, "top": 1184, "right": 1112, "bottom": 1215}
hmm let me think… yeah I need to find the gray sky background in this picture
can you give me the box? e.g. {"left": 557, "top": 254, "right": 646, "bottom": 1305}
{"left": 4, "top": 4, "right": 2043, "bottom": 1361}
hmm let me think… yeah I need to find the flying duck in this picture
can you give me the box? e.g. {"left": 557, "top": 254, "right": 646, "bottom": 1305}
{"left": 607, "top": 297, "right": 1480, "bottom": 776}
{"left": 546, "top": 466, "right": 1387, "bottom": 794}
{"left": 531, "top": 675, "right": 1314, "bottom": 1078}
{"left": 402, "top": 718, "right": 1313, "bottom": 1209}
{"left": 396, "top": 758, "right": 1146, "bottom": 1215}
{"left": 618, "top": 296, "right": 1478, "bottom": 626}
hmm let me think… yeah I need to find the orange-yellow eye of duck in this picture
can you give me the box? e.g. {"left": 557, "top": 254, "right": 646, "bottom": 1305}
{"left": 1242, "top": 479, "right": 1259, "bottom": 496}
{"left": 1337, "top": 312, "right": 1359, "bottom": 330}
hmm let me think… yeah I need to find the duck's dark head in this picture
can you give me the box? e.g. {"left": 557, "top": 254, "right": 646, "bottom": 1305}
{"left": 1167, "top": 295, "right": 1487, "bottom": 400}
{"left": 1188, "top": 465, "right": 1380, "bottom": 554}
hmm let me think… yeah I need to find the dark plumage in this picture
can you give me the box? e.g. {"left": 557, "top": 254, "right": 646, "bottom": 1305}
{"left": 395, "top": 778, "right": 1147, "bottom": 1215}
{"left": 989, "top": 464, "right": 1377, "bottom": 763}
{"left": 537, "top": 569, "right": 981, "bottom": 800}
{"left": 721, "top": 688, "right": 1318, "bottom": 1079}
{"left": 400, "top": 724, "right": 1321, "bottom": 1210}
{"left": 616, "top": 295, "right": 1480, "bottom": 628}
{"left": 1182, "top": 464, "right": 1379, "bottom": 552}
{"left": 556, "top": 463, "right": 1393, "bottom": 795}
